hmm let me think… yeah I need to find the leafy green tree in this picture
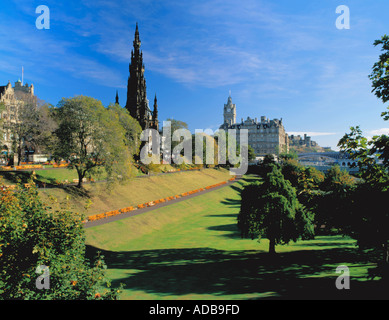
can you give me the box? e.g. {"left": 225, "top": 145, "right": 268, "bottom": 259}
{"left": 160, "top": 118, "right": 191, "bottom": 165}
{"left": 337, "top": 35, "right": 389, "bottom": 271}
{"left": 192, "top": 132, "right": 219, "bottom": 167}
{"left": 321, "top": 165, "right": 355, "bottom": 193}
{"left": 53, "top": 96, "right": 136, "bottom": 188}
{"left": 238, "top": 165, "right": 314, "bottom": 254}
{"left": 29, "top": 103, "right": 59, "bottom": 157}
{"left": 301, "top": 166, "right": 325, "bottom": 191}
{"left": 369, "top": 35, "right": 389, "bottom": 105}
{"left": 247, "top": 145, "right": 256, "bottom": 161}
{"left": 164, "top": 118, "right": 189, "bottom": 151}
{"left": 0, "top": 184, "right": 121, "bottom": 300}
{"left": 281, "top": 158, "right": 302, "bottom": 188}
{"left": 295, "top": 166, "right": 325, "bottom": 220}
{"left": 6, "top": 102, "right": 41, "bottom": 165}
{"left": 313, "top": 165, "right": 355, "bottom": 234}
{"left": 256, "top": 154, "right": 279, "bottom": 177}
{"left": 279, "top": 159, "right": 331, "bottom": 234}
{"left": 279, "top": 151, "right": 298, "bottom": 161}
{"left": 107, "top": 103, "right": 142, "bottom": 157}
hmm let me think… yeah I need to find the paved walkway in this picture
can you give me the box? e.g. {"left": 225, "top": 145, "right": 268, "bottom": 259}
{"left": 83, "top": 176, "right": 241, "bottom": 229}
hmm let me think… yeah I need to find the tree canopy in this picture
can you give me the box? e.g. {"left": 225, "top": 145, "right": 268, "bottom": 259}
{"left": 337, "top": 34, "right": 389, "bottom": 271}
{"left": 238, "top": 165, "right": 314, "bottom": 254}
{"left": 0, "top": 184, "right": 121, "bottom": 299}
{"left": 53, "top": 96, "right": 139, "bottom": 188}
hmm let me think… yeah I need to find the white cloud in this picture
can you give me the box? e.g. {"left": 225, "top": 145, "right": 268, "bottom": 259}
{"left": 369, "top": 128, "right": 389, "bottom": 136}
{"left": 84, "top": 0, "right": 329, "bottom": 90}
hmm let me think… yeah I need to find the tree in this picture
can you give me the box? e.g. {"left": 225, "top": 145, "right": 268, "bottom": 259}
{"left": 256, "top": 154, "right": 279, "bottom": 178}
{"left": 312, "top": 165, "right": 355, "bottom": 234}
{"left": 191, "top": 132, "right": 219, "bottom": 167}
{"left": 107, "top": 103, "right": 142, "bottom": 157}
{"left": 164, "top": 118, "right": 189, "bottom": 151}
{"left": 369, "top": 35, "right": 389, "bottom": 105}
{"left": 238, "top": 165, "right": 314, "bottom": 254}
{"left": 337, "top": 35, "right": 389, "bottom": 273}
{"left": 321, "top": 165, "right": 355, "bottom": 193}
{"left": 0, "top": 183, "right": 122, "bottom": 299}
{"left": 247, "top": 145, "right": 256, "bottom": 161}
{"left": 161, "top": 118, "right": 191, "bottom": 165}
{"left": 281, "top": 157, "right": 302, "bottom": 188}
{"left": 53, "top": 96, "right": 136, "bottom": 188}
{"left": 0, "top": 102, "right": 5, "bottom": 145}
{"left": 29, "top": 103, "right": 59, "bottom": 157}
{"left": 5, "top": 102, "right": 41, "bottom": 165}
{"left": 279, "top": 151, "right": 298, "bottom": 161}
{"left": 0, "top": 102, "right": 5, "bottom": 163}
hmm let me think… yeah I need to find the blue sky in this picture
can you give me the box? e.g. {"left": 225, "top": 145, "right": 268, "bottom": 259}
{"left": 1, "top": 0, "right": 389, "bottom": 150}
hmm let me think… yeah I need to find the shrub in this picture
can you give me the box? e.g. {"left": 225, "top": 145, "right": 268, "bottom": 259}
{"left": 0, "top": 183, "right": 122, "bottom": 300}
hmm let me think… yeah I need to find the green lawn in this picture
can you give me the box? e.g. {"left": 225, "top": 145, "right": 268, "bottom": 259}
{"left": 85, "top": 176, "right": 385, "bottom": 300}
{"left": 0, "top": 166, "right": 144, "bottom": 186}
{"left": 36, "top": 168, "right": 80, "bottom": 183}
{"left": 0, "top": 167, "right": 89, "bottom": 185}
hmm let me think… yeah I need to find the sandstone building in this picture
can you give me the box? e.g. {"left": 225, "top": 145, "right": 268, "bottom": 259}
{"left": 0, "top": 80, "right": 37, "bottom": 158}
{"left": 289, "top": 133, "right": 317, "bottom": 148}
{"left": 219, "top": 95, "right": 289, "bottom": 156}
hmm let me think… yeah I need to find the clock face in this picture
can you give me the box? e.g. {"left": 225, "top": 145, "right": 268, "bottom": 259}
{"left": 227, "top": 108, "right": 231, "bottom": 112}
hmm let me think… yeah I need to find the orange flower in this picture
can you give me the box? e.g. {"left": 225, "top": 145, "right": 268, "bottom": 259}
{"left": 95, "top": 293, "right": 101, "bottom": 298}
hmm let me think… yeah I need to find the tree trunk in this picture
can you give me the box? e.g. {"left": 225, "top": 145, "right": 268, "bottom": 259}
{"left": 383, "top": 241, "right": 389, "bottom": 265}
{"left": 17, "top": 145, "right": 22, "bottom": 166}
{"left": 76, "top": 168, "right": 84, "bottom": 188}
{"left": 269, "top": 237, "right": 276, "bottom": 255}
{"left": 379, "top": 241, "right": 389, "bottom": 281}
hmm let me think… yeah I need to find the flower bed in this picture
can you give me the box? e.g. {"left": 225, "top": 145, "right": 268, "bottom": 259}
{"left": 85, "top": 176, "right": 238, "bottom": 224}
{"left": 53, "top": 163, "right": 69, "bottom": 168}
{"left": 20, "top": 165, "right": 43, "bottom": 170}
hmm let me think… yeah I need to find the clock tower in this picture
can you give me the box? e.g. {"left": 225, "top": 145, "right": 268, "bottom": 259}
{"left": 223, "top": 94, "right": 236, "bottom": 126}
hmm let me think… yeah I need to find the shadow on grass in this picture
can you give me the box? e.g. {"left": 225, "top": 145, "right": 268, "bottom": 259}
{"left": 207, "top": 223, "right": 241, "bottom": 239}
{"left": 86, "top": 245, "right": 387, "bottom": 300}
{"left": 293, "top": 241, "right": 356, "bottom": 248}
{"left": 0, "top": 171, "right": 32, "bottom": 184}
{"left": 1, "top": 170, "right": 68, "bottom": 188}
{"left": 205, "top": 213, "right": 238, "bottom": 218}
{"left": 63, "top": 185, "right": 91, "bottom": 198}
{"left": 219, "top": 175, "right": 260, "bottom": 208}
{"left": 220, "top": 198, "right": 241, "bottom": 207}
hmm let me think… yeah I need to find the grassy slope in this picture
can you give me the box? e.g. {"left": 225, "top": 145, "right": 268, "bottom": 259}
{"left": 38, "top": 168, "right": 233, "bottom": 216}
{"left": 85, "top": 176, "right": 383, "bottom": 300}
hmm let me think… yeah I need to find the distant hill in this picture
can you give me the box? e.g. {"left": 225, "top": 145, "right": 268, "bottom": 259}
{"left": 288, "top": 133, "right": 334, "bottom": 154}
{"left": 289, "top": 144, "right": 334, "bottom": 154}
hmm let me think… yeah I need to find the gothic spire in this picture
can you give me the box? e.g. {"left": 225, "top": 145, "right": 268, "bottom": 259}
{"left": 153, "top": 94, "right": 158, "bottom": 120}
{"left": 133, "top": 22, "right": 141, "bottom": 49}
{"left": 126, "top": 23, "right": 158, "bottom": 131}
{"left": 115, "top": 90, "right": 119, "bottom": 104}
